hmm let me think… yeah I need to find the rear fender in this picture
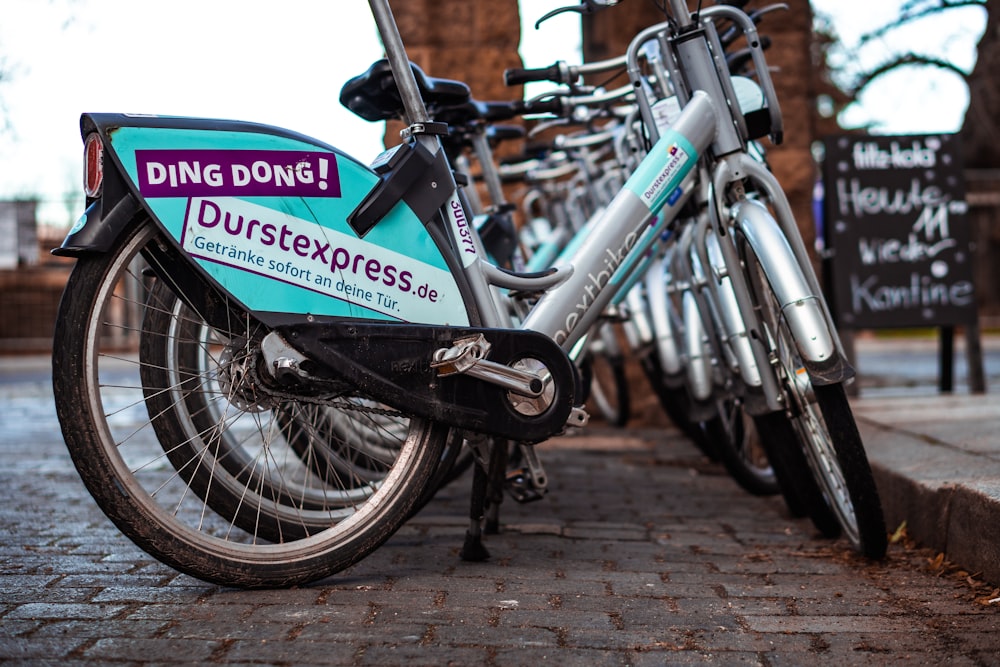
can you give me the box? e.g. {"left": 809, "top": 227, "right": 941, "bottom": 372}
{"left": 59, "top": 113, "right": 473, "bottom": 328}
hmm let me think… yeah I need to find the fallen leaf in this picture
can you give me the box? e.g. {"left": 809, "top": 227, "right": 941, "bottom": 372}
{"left": 889, "top": 521, "right": 908, "bottom": 544}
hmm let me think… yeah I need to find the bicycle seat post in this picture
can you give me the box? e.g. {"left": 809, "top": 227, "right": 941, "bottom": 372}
{"left": 666, "top": 0, "right": 694, "bottom": 27}
{"left": 367, "top": 0, "right": 438, "bottom": 152}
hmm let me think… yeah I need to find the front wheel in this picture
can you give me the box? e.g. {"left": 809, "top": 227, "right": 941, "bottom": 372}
{"left": 739, "top": 227, "right": 887, "bottom": 559}
{"left": 51, "top": 219, "right": 448, "bottom": 588}
{"left": 804, "top": 382, "right": 887, "bottom": 556}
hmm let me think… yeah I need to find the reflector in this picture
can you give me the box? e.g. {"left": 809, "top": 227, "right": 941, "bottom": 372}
{"left": 84, "top": 134, "right": 103, "bottom": 198}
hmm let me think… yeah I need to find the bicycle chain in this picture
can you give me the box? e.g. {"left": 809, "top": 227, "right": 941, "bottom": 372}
{"left": 244, "top": 348, "right": 405, "bottom": 418}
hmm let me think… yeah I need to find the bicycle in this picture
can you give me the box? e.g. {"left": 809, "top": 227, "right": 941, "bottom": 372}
{"left": 51, "top": 0, "right": 886, "bottom": 588}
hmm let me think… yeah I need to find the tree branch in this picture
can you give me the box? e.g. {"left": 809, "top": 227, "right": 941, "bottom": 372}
{"left": 859, "top": 0, "right": 986, "bottom": 46}
{"left": 850, "top": 53, "right": 972, "bottom": 97}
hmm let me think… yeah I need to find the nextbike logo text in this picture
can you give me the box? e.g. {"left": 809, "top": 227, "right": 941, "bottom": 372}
{"left": 553, "top": 228, "right": 640, "bottom": 345}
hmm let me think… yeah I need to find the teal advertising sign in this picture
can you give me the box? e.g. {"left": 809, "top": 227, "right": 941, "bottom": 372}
{"left": 108, "top": 125, "right": 469, "bottom": 325}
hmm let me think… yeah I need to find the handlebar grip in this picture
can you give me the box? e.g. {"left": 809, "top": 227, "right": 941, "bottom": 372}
{"left": 514, "top": 98, "right": 565, "bottom": 116}
{"left": 504, "top": 62, "right": 566, "bottom": 87}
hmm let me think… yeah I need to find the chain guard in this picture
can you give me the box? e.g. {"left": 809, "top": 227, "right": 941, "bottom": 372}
{"left": 275, "top": 322, "right": 580, "bottom": 443}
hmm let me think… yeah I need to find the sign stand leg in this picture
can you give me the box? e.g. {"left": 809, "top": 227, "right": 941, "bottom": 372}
{"left": 939, "top": 326, "right": 954, "bottom": 393}
{"left": 966, "top": 321, "right": 987, "bottom": 394}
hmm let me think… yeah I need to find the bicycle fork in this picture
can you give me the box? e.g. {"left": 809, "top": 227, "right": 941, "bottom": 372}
{"left": 708, "top": 154, "right": 854, "bottom": 415}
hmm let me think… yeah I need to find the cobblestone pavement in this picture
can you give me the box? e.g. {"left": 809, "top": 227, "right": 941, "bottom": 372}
{"left": 2, "top": 361, "right": 999, "bottom": 666}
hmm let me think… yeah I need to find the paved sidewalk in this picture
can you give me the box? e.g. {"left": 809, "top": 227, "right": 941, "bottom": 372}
{"left": 2, "top": 337, "right": 1000, "bottom": 664}
{"left": 856, "top": 395, "right": 1000, "bottom": 583}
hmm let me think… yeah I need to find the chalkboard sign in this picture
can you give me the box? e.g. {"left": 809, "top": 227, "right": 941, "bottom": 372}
{"left": 821, "top": 134, "right": 976, "bottom": 329}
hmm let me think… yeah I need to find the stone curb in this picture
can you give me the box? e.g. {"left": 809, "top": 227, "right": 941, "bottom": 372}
{"left": 859, "top": 416, "right": 1000, "bottom": 584}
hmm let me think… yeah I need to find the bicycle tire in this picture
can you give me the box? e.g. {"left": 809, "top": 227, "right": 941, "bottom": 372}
{"left": 701, "top": 398, "right": 780, "bottom": 497}
{"left": 580, "top": 349, "right": 630, "bottom": 428}
{"left": 812, "top": 382, "right": 888, "bottom": 557}
{"left": 752, "top": 410, "right": 841, "bottom": 534}
{"left": 52, "top": 219, "right": 448, "bottom": 587}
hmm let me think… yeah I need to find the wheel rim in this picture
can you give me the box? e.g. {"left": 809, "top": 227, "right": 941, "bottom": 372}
{"left": 717, "top": 397, "right": 776, "bottom": 484}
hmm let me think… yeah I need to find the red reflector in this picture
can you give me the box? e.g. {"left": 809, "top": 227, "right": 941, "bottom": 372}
{"left": 84, "top": 134, "right": 104, "bottom": 198}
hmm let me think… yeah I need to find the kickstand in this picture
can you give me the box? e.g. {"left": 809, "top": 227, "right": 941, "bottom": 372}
{"left": 459, "top": 438, "right": 508, "bottom": 561}
{"left": 484, "top": 442, "right": 510, "bottom": 535}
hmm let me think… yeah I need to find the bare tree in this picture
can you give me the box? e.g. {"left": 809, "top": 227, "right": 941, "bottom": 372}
{"left": 818, "top": 0, "right": 995, "bottom": 166}
{"left": 958, "top": 0, "right": 1000, "bottom": 166}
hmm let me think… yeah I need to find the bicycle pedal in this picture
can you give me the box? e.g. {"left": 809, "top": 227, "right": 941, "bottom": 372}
{"left": 504, "top": 468, "right": 547, "bottom": 503}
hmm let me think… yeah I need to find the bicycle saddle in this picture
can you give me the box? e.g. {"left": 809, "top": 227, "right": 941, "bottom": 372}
{"left": 340, "top": 59, "right": 471, "bottom": 123}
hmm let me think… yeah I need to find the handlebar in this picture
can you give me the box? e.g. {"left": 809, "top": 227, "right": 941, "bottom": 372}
{"left": 531, "top": 0, "right": 621, "bottom": 30}
{"left": 718, "top": 3, "right": 786, "bottom": 50}
{"left": 504, "top": 54, "right": 627, "bottom": 87}
{"left": 505, "top": 63, "right": 571, "bottom": 87}
{"left": 553, "top": 83, "right": 634, "bottom": 109}
{"left": 726, "top": 35, "right": 772, "bottom": 76}
{"left": 514, "top": 97, "right": 567, "bottom": 117}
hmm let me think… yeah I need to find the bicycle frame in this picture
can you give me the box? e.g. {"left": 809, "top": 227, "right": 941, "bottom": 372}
{"left": 369, "top": 0, "right": 838, "bottom": 382}
{"left": 366, "top": 4, "right": 818, "bottom": 418}
{"left": 369, "top": 0, "right": 715, "bottom": 351}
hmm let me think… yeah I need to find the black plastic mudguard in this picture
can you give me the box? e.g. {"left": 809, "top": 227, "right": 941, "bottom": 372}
{"left": 277, "top": 322, "right": 579, "bottom": 443}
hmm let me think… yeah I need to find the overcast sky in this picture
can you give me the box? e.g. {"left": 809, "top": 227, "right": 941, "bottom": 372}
{"left": 0, "top": 0, "right": 985, "bottom": 228}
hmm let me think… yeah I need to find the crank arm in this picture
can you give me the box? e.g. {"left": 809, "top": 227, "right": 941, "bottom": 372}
{"left": 432, "top": 333, "right": 546, "bottom": 398}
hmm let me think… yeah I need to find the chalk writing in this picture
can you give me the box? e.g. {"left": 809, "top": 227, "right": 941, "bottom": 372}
{"left": 822, "top": 134, "right": 975, "bottom": 328}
